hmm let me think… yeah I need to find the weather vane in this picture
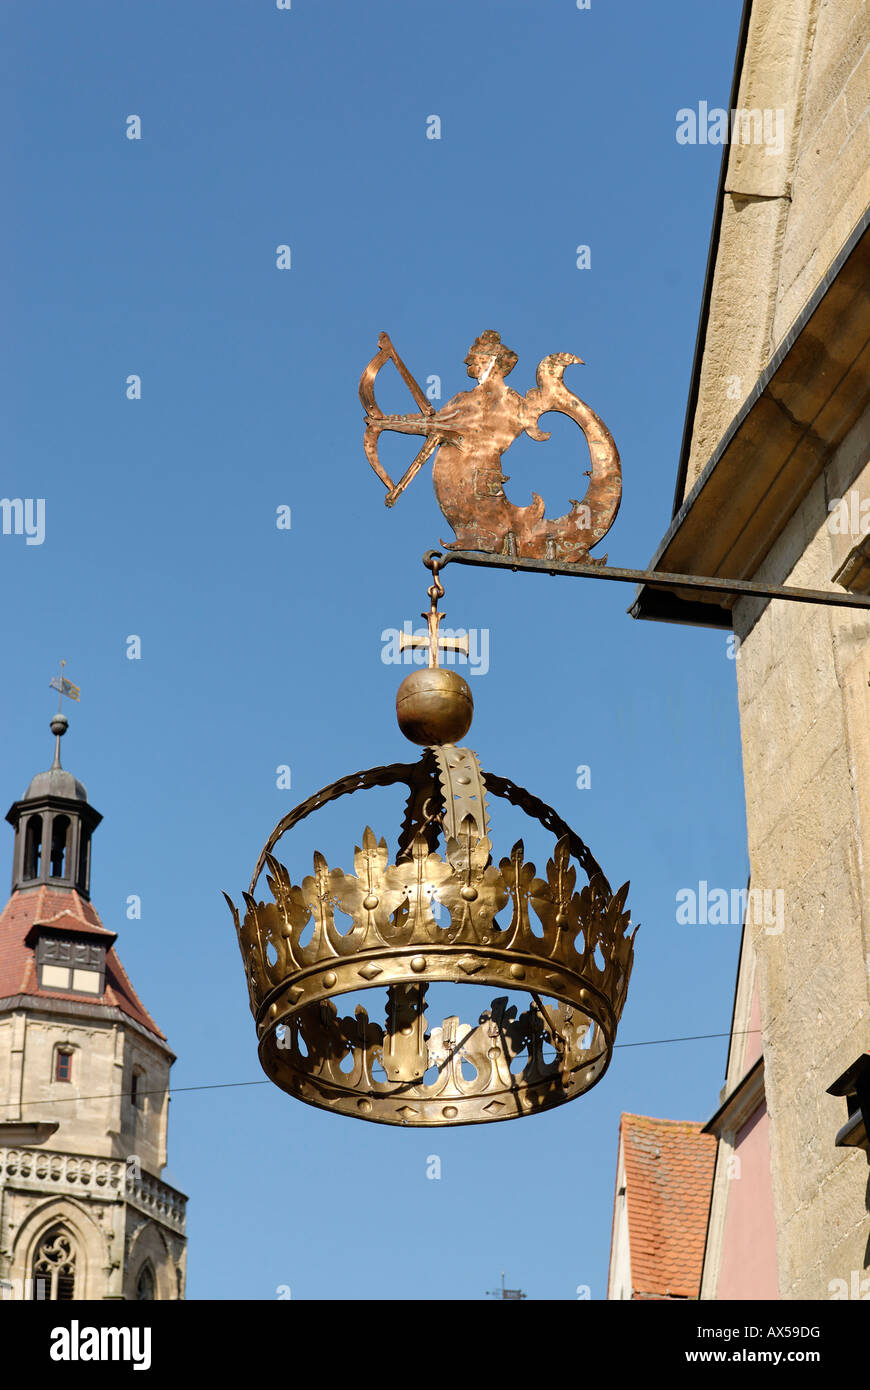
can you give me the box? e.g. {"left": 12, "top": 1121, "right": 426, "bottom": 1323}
{"left": 49, "top": 660, "right": 80, "bottom": 712}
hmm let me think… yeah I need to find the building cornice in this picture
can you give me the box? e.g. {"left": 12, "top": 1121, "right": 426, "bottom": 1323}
{"left": 0, "top": 994, "right": 176, "bottom": 1062}
{"left": 0, "top": 1122, "right": 58, "bottom": 1145}
{"left": 703, "top": 1056, "right": 765, "bottom": 1138}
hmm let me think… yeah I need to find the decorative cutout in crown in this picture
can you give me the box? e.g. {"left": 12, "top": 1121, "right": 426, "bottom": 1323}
{"left": 226, "top": 747, "right": 637, "bottom": 1127}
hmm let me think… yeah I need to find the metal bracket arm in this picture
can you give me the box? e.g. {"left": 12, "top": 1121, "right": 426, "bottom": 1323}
{"left": 423, "top": 549, "right": 870, "bottom": 612}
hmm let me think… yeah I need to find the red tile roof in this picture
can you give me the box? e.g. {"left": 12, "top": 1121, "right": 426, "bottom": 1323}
{"left": 619, "top": 1113, "right": 717, "bottom": 1299}
{"left": 0, "top": 885, "right": 166, "bottom": 1041}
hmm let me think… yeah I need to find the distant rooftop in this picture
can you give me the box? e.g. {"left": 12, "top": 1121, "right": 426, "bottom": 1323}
{"left": 615, "top": 1112, "right": 716, "bottom": 1300}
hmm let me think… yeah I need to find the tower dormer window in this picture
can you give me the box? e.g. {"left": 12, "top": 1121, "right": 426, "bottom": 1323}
{"left": 36, "top": 934, "right": 106, "bottom": 996}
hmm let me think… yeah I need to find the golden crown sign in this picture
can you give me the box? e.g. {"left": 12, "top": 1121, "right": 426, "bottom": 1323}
{"left": 227, "top": 331, "right": 637, "bottom": 1127}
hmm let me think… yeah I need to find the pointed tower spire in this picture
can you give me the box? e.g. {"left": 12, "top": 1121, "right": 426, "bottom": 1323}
{"left": 50, "top": 711, "right": 68, "bottom": 771}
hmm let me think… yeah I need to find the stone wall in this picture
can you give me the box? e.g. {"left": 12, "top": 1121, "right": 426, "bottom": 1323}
{"left": 684, "top": 0, "right": 870, "bottom": 494}
{"left": 731, "top": 409, "right": 870, "bottom": 1298}
{"left": 0, "top": 1008, "right": 170, "bottom": 1177}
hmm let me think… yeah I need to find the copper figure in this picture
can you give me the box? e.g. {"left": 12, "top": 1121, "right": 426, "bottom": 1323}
{"left": 360, "top": 330, "right": 622, "bottom": 564}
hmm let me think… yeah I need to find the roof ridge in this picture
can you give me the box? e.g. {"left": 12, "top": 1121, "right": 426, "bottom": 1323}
{"left": 34, "top": 905, "right": 114, "bottom": 935}
{"left": 622, "top": 1112, "right": 708, "bottom": 1129}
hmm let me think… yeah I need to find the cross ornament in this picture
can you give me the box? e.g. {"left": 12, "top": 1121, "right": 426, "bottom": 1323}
{"left": 399, "top": 604, "right": 469, "bottom": 669}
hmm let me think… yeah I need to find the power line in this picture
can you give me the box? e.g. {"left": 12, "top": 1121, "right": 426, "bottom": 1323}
{"left": 13, "top": 1079, "right": 271, "bottom": 1108}
{"left": 8, "top": 1029, "right": 760, "bottom": 1110}
{"left": 614, "top": 1027, "right": 760, "bottom": 1050}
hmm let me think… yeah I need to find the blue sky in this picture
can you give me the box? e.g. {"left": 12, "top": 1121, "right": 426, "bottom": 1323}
{"left": 2, "top": 0, "right": 748, "bottom": 1299}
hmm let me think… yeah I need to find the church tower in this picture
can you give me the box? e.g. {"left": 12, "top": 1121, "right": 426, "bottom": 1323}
{"left": 0, "top": 712, "right": 187, "bottom": 1300}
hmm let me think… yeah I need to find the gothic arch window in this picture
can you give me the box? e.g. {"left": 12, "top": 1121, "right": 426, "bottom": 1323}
{"left": 49, "top": 815, "right": 71, "bottom": 879}
{"left": 135, "top": 1262, "right": 155, "bottom": 1301}
{"left": 32, "top": 1225, "right": 76, "bottom": 1301}
{"left": 23, "top": 815, "right": 43, "bottom": 879}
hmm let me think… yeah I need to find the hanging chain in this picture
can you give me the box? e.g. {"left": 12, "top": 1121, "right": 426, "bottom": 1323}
{"left": 425, "top": 550, "right": 445, "bottom": 615}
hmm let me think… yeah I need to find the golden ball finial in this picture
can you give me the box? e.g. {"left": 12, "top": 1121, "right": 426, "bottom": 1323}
{"left": 396, "top": 668, "right": 473, "bottom": 745}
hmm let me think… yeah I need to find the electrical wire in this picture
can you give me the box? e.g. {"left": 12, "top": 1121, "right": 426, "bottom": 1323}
{"left": 7, "top": 1028, "right": 761, "bottom": 1109}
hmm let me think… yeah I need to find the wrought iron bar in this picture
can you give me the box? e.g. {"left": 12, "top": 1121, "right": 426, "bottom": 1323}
{"left": 423, "top": 549, "right": 870, "bottom": 611}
